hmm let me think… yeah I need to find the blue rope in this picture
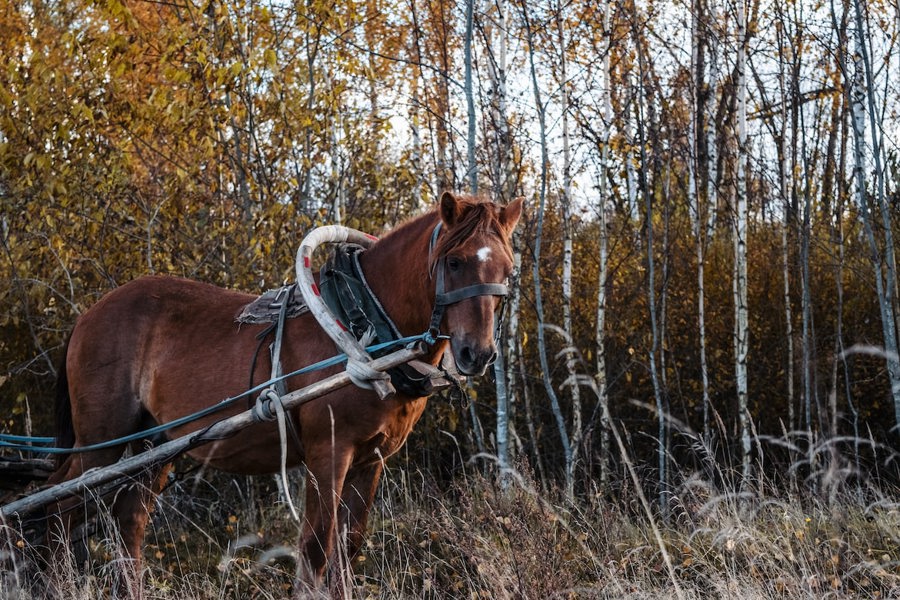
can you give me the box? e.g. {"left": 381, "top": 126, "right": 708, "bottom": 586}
{"left": 0, "top": 433, "right": 55, "bottom": 445}
{"left": 0, "top": 332, "right": 436, "bottom": 455}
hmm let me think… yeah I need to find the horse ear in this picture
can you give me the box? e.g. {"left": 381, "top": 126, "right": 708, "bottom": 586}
{"left": 500, "top": 196, "right": 525, "bottom": 232}
{"left": 440, "top": 191, "right": 461, "bottom": 227}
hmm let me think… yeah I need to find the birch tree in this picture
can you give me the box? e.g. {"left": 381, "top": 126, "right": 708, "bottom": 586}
{"left": 464, "top": 0, "right": 477, "bottom": 193}
{"left": 555, "top": 0, "right": 583, "bottom": 485}
{"left": 704, "top": 0, "right": 720, "bottom": 237}
{"left": 849, "top": 0, "right": 900, "bottom": 428}
{"left": 569, "top": 2, "right": 615, "bottom": 492}
{"left": 828, "top": 0, "right": 862, "bottom": 473}
{"left": 734, "top": 0, "right": 751, "bottom": 484}
{"left": 691, "top": 0, "right": 712, "bottom": 446}
{"left": 629, "top": 4, "right": 667, "bottom": 512}
{"left": 595, "top": 0, "right": 614, "bottom": 492}
{"left": 485, "top": 0, "right": 517, "bottom": 481}
{"left": 775, "top": 2, "right": 796, "bottom": 433}
{"left": 520, "top": 0, "right": 574, "bottom": 497}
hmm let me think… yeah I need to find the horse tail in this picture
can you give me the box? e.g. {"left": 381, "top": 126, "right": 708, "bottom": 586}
{"left": 54, "top": 339, "right": 75, "bottom": 468}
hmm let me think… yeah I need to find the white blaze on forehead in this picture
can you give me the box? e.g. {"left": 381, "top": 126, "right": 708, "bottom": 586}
{"left": 476, "top": 246, "right": 492, "bottom": 262}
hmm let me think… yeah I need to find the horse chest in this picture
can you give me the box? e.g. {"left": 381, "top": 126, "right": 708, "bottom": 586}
{"left": 357, "top": 397, "right": 427, "bottom": 462}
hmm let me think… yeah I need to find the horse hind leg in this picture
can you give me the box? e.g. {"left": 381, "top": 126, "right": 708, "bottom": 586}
{"left": 43, "top": 418, "right": 156, "bottom": 596}
{"left": 105, "top": 445, "right": 173, "bottom": 600}
{"left": 44, "top": 447, "right": 128, "bottom": 590}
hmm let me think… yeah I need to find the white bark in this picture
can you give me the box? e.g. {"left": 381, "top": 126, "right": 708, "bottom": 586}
{"left": 691, "top": 0, "right": 712, "bottom": 445}
{"left": 848, "top": 0, "right": 900, "bottom": 428}
{"left": 631, "top": 11, "right": 666, "bottom": 512}
{"left": 557, "top": 2, "right": 581, "bottom": 495}
{"left": 520, "top": 1, "right": 573, "bottom": 496}
{"left": 594, "top": 0, "right": 613, "bottom": 492}
{"left": 735, "top": 0, "right": 751, "bottom": 485}
{"left": 328, "top": 68, "right": 344, "bottom": 226}
{"left": 853, "top": 0, "right": 900, "bottom": 426}
{"left": 464, "top": 0, "right": 477, "bottom": 193}
{"left": 488, "top": 0, "right": 515, "bottom": 481}
{"left": 775, "top": 13, "right": 795, "bottom": 432}
{"left": 705, "top": 1, "right": 719, "bottom": 237}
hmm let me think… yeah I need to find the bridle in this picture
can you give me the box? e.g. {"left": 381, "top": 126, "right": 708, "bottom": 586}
{"left": 425, "top": 221, "right": 510, "bottom": 346}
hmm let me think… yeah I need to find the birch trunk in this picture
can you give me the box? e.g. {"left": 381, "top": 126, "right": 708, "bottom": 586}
{"left": 775, "top": 8, "right": 795, "bottom": 433}
{"left": 828, "top": 6, "right": 860, "bottom": 471}
{"left": 328, "top": 67, "right": 343, "bottom": 225}
{"left": 410, "top": 73, "right": 424, "bottom": 208}
{"left": 464, "top": 0, "right": 477, "bottom": 193}
{"left": 557, "top": 2, "right": 581, "bottom": 496}
{"left": 851, "top": 0, "right": 900, "bottom": 426}
{"left": 631, "top": 12, "right": 666, "bottom": 512}
{"left": 705, "top": 0, "right": 719, "bottom": 237}
{"left": 520, "top": 1, "right": 573, "bottom": 496}
{"left": 799, "top": 107, "right": 816, "bottom": 479}
{"left": 409, "top": 0, "right": 425, "bottom": 208}
{"left": 594, "top": 0, "right": 614, "bottom": 492}
{"left": 692, "top": 0, "right": 712, "bottom": 445}
{"left": 735, "top": 0, "right": 751, "bottom": 485}
{"left": 488, "top": 0, "right": 516, "bottom": 481}
{"left": 207, "top": 1, "right": 252, "bottom": 219}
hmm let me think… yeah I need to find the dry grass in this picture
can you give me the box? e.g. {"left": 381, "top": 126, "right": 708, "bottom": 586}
{"left": 355, "top": 461, "right": 899, "bottom": 599}
{"left": 2, "top": 458, "right": 898, "bottom": 599}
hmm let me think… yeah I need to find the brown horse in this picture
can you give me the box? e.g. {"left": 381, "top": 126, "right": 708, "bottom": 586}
{"left": 46, "top": 191, "right": 523, "bottom": 596}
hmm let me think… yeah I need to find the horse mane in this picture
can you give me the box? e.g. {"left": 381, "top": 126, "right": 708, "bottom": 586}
{"left": 428, "top": 195, "right": 514, "bottom": 271}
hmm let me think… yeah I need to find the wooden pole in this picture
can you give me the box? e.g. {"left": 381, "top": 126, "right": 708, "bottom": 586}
{"left": 0, "top": 344, "right": 426, "bottom": 520}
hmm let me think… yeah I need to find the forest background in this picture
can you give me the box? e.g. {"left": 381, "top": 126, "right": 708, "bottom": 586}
{"left": 1, "top": 0, "right": 899, "bottom": 596}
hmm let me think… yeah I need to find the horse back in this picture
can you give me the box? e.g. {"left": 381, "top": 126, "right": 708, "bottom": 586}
{"left": 65, "top": 276, "right": 265, "bottom": 438}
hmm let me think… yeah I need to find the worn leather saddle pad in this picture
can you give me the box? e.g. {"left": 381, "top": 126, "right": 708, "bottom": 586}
{"left": 236, "top": 284, "right": 308, "bottom": 325}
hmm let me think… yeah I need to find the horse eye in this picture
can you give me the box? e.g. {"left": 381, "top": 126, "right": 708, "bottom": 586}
{"left": 447, "top": 257, "right": 461, "bottom": 271}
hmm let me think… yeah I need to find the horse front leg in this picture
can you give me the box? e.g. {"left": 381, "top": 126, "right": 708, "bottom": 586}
{"left": 329, "top": 460, "right": 384, "bottom": 596}
{"left": 338, "top": 461, "right": 384, "bottom": 563}
{"left": 293, "top": 443, "right": 353, "bottom": 598}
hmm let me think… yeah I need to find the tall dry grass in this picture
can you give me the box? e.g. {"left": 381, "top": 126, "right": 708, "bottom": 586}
{"left": 2, "top": 449, "right": 898, "bottom": 599}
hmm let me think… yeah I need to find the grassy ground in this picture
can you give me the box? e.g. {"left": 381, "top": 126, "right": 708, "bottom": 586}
{"left": 2, "top": 458, "right": 898, "bottom": 599}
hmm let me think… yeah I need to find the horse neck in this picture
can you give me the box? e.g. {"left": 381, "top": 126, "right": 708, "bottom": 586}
{"left": 358, "top": 213, "right": 440, "bottom": 347}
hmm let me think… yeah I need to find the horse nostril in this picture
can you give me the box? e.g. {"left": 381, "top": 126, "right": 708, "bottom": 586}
{"left": 460, "top": 345, "right": 475, "bottom": 366}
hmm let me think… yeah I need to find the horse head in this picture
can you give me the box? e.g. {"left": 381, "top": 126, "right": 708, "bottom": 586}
{"left": 430, "top": 191, "right": 524, "bottom": 376}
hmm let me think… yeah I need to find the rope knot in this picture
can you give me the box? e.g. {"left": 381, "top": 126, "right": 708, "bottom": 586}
{"left": 346, "top": 357, "right": 390, "bottom": 390}
{"left": 252, "top": 388, "right": 282, "bottom": 422}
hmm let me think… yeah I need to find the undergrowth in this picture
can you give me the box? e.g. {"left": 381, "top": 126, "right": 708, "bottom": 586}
{"left": 1, "top": 459, "right": 898, "bottom": 599}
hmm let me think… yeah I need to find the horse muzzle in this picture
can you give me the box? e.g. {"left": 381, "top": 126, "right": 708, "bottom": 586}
{"left": 453, "top": 339, "right": 498, "bottom": 376}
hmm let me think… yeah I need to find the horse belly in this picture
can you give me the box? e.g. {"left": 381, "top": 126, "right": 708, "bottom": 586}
{"left": 182, "top": 422, "right": 305, "bottom": 475}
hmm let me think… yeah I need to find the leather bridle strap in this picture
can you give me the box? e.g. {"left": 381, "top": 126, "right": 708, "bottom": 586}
{"left": 434, "top": 265, "right": 509, "bottom": 306}
{"left": 425, "top": 222, "right": 509, "bottom": 344}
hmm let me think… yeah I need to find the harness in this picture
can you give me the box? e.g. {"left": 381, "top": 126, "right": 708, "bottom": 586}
{"left": 318, "top": 222, "right": 509, "bottom": 397}
{"left": 319, "top": 244, "right": 401, "bottom": 350}
{"left": 241, "top": 221, "right": 510, "bottom": 399}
